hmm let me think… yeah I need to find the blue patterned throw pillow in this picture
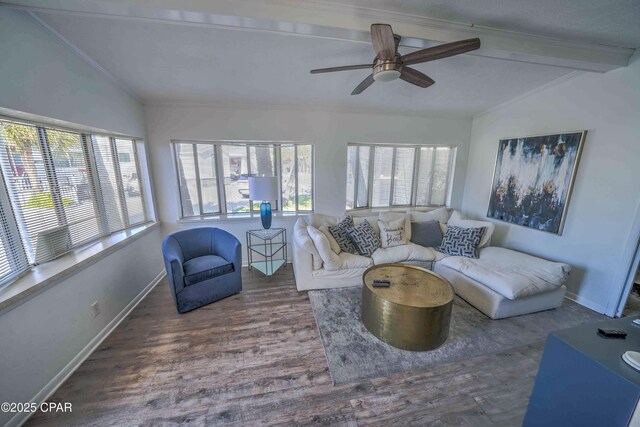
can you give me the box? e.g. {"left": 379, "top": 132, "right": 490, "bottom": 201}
{"left": 329, "top": 216, "right": 357, "bottom": 254}
{"left": 346, "top": 220, "right": 380, "bottom": 257}
{"left": 439, "top": 226, "right": 485, "bottom": 258}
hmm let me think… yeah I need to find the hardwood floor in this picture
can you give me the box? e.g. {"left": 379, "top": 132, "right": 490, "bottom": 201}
{"left": 27, "top": 267, "right": 548, "bottom": 426}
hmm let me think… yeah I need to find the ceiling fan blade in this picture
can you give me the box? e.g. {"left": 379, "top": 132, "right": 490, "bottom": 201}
{"left": 400, "top": 67, "right": 435, "bottom": 88}
{"left": 310, "top": 64, "right": 372, "bottom": 74}
{"left": 371, "top": 23, "right": 397, "bottom": 60}
{"left": 401, "top": 38, "right": 481, "bottom": 66}
{"left": 351, "top": 74, "right": 375, "bottom": 95}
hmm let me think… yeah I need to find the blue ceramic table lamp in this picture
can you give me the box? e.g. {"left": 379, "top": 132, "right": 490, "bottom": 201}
{"left": 248, "top": 176, "right": 278, "bottom": 229}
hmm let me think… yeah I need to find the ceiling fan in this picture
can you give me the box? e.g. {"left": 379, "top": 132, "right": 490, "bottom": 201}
{"left": 310, "top": 23, "right": 481, "bottom": 95}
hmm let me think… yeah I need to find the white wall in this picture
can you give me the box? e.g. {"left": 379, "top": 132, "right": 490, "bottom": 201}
{"left": 0, "top": 9, "right": 145, "bottom": 137}
{"left": 0, "top": 229, "right": 163, "bottom": 427}
{"left": 0, "top": 8, "right": 163, "bottom": 425}
{"left": 462, "top": 56, "right": 640, "bottom": 316}
{"left": 144, "top": 104, "right": 473, "bottom": 260}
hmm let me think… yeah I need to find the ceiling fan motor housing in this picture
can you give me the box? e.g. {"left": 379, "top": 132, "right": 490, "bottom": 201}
{"left": 373, "top": 58, "right": 402, "bottom": 81}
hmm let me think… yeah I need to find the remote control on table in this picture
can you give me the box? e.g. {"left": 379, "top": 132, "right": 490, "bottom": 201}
{"left": 372, "top": 279, "right": 391, "bottom": 288}
{"left": 597, "top": 328, "right": 627, "bottom": 339}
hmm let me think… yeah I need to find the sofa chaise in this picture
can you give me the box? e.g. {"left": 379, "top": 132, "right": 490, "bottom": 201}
{"left": 292, "top": 208, "right": 569, "bottom": 319}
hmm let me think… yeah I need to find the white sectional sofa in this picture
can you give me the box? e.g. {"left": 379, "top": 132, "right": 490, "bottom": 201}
{"left": 292, "top": 208, "right": 569, "bottom": 319}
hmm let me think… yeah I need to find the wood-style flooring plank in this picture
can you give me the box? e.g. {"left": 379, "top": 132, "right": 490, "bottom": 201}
{"left": 25, "top": 267, "right": 584, "bottom": 426}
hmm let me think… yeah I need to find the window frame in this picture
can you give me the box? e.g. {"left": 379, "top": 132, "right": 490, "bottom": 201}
{"left": 0, "top": 116, "right": 151, "bottom": 290}
{"left": 172, "top": 140, "right": 315, "bottom": 219}
{"left": 346, "top": 142, "right": 456, "bottom": 211}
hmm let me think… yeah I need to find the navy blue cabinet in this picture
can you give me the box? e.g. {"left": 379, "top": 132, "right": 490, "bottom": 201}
{"left": 524, "top": 316, "right": 640, "bottom": 426}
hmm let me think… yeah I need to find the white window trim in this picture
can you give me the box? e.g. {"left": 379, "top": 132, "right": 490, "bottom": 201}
{"left": 347, "top": 142, "right": 456, "bottom": 211}
{"left": 171, "top": 140, "right": 315, "bottom": 220}
{"left": 0, "top": 116, "right": 154, "bottom": 291}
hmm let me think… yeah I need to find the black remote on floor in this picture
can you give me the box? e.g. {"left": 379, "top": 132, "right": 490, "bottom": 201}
{"left": 597, "top": 328, "right": 627, "bottom": 339}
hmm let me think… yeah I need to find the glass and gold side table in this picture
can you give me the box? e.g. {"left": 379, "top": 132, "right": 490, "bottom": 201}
{"left": 246, "top": 228, "right": 287, "bottom": 277}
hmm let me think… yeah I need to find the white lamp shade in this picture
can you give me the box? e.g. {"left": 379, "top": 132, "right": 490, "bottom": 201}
{"left": 248, "top": 176, "right": 278, "bottom": 201}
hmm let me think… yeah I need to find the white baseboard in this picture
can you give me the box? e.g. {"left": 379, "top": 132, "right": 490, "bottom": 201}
{"left": 566, "top": 290, "right": 609, "bottom": 316}
{"left": 7, "top": 270, "right": 166, "bottom": 427}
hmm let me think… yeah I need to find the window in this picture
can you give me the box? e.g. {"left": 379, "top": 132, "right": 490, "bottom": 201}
{"left": 0, "top": 118, "right": 149, "bottom": 288}
{"left": 173, "top": 141, "right": 314, "bottom": 218}
{"left": 346, "top": 143, "right": 455, "bottom": 210}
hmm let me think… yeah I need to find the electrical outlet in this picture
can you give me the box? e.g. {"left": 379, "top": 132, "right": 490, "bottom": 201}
{"left": 91, "top": 301, "right": 101, "bottom": 317}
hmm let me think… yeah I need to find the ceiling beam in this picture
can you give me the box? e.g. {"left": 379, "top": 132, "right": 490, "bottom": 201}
{"left": 2, "top": 0, "right": 634, "bottom": 72}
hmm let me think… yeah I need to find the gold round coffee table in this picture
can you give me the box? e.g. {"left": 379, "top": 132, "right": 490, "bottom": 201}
{"left": 361, "top": 263, "right": 454, "bottom": 351}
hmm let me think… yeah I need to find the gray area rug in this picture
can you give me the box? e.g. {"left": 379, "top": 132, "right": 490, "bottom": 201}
{"left": 309, "top": 286, "right": 603, "bottom": 384}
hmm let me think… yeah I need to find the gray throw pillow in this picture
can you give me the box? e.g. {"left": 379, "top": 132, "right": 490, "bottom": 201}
{"left": 410, "top": 220, "right": 443, "bottom": 248}
{"left": 329, "top": 216, "right": 357, "bottom": 254}
{"left": 346, "top": 220, "right": 380, "bottom": 257}
{"left": 439, "top": 226, "right": 485, "bottom": 258}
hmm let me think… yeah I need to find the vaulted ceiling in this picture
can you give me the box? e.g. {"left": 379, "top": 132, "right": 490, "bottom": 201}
{"left": 316, "top": 0, "right": 640, "bottom": 48}
{"left": 6, "top": 0, "right": 638, "bottom": 117}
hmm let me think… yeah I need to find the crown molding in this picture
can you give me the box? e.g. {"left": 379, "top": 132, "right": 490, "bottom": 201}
{"left": 142, "top": 99, "right": 474, "bottom": 121}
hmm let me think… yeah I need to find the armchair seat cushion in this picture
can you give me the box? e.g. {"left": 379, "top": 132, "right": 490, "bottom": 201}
{"left": 183, "top": 255, "right": 234, "bottom": 286}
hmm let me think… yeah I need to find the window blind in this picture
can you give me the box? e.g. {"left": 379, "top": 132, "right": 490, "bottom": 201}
{"left": 174, "top": 141, "right": 314, "bottom": 218}
{"left": 346, "top": 143, "right": 455, "bottom": 209}
{"left": 0, "top": 182, "right": 29, "bottom": 283}
{"left": 115, "top": 138, "right": 146, "bottom": 226}
{"left": 49, "top": 129, "right": 101, "bottom": 250}
{"left": 0, "top": 118, "right": 149, "bottom": 288}
{"left": 0, "top": 121, "right": 101, "bottom": 264}
{"left": 90, "top": 136, "right": 148, "bottom": 231}
{"left": 392, "top": 147, "right": 415, "bottom": 205}
{"left": 356, "top": 146, "right": 370, "bottom": 208}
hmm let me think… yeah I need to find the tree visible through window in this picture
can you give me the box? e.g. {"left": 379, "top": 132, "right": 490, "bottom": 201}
{"left": 0, "top": 118, "right": 149, "bottom": 289}
{"left": 174, "top": 142, "right": 314, "bottom": 218}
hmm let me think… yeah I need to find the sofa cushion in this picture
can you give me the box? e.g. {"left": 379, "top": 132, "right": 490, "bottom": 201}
{"left": 308, "top": 226, "right": 343, "bottom": 270}
{"left": 447, "top": 211, "right": 494, "bottom": 249}
{"left": 319, "top": 225, "right": 341, "bottom": 254}
{"left": 439, "top": 226, "right": 485, "bottom": 258}
{"left": 411, "top": 220, "right": 443, "bottom": 248}
{"left": 347, "top": 220, "right": 380, "bottom": 256}
{"left": 294, "top": 218, "right": 323, "bottom": 270}
{"left": 438, "top": 247, "right": 571, "bottom": 300}
{"left": 312, "top": 265, "right": 370, "bottom": 280}
{"left": 379, "top": 212, "right": 411, "bottom": 240}
{"left": 183, "top": 255, "right": 234, "bottom": 286}
{"left": 431, "top": 248, "right": 450, "bottom": 262}
{"left": 378, "top": 217, "right": 408, "bottom": 248}
{"left": 338, "top": 251, "right": 374, "bottom": 269}
{"left": 329, "top": 216, "right": 357, "bottom": 254}
{"left": 408, "top": 207, "right": 450, "bottom": 224}
{"left": 371, "top": 243, "right": 434, "bottom": 265}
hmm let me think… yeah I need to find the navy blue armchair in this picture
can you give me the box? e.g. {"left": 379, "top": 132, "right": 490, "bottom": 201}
{"left": 162, "top": 228, "right": 242, "bottom": 313}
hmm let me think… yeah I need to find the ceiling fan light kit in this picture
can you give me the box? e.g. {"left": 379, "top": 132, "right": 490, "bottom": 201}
{"left": 310, "top": 23, "right": 481, "bottom": 95}
{"left": 373, "top": 69, "right": 400, "bottom": 82}
{"left": 372, "top": 60, "right": 401, "bottom": 81}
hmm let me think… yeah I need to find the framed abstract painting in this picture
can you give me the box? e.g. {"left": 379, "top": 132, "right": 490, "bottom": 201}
{"left": 487, "top": 131, "right": 587, "bottom": 235}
